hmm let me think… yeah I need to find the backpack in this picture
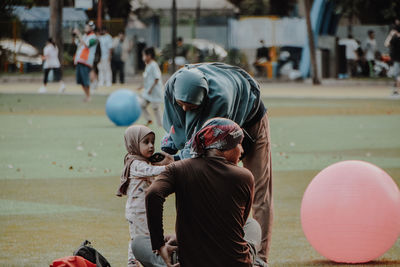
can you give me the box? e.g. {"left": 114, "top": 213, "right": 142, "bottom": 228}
{"left": 50, "top": 256, "right": 96, "bottom": 267}
{"left": 73, "top": 240, "right": 111, "bottom": 267}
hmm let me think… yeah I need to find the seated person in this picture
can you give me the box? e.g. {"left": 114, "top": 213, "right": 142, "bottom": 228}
{"left": 132, "top": 118, "right": 267, "bottom": 267}
{"left": 253, "top": 40, "right": 270, "bottom": 76}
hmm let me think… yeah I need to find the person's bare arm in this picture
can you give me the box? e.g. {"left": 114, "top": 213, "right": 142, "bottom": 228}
{"left": 385, "top": 30, "right": 396, "bottom": 47}
{"left": 159, "top": 243, "right": 179, "bottom": 267}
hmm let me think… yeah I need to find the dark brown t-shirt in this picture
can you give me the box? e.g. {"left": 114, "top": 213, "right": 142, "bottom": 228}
{"left": 146, "top": 156, "right": 254, "bottom": 267}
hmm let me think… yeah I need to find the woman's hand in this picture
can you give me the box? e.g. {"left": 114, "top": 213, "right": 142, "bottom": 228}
{"left": 159, "top": 244, "right": 179, "bottom": 267}
{"left": 153, "top": 151, "right": 174, "bottom": 166}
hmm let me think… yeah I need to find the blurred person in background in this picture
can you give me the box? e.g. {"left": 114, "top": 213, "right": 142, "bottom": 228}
{"left": 174, "top": 36, "right": 189, "bottom": 67}
{"left": 253, "top": 40, "right": 270, "bottom": 77}
{"left": 373, "top": 51, "right": 389, "bottom": 77}
{"left": 356, "top": 40, "right": 369, "bottom": 77}
{"left": 363, "top": 30, "right": 377, "bottom": 77}
{"left": 111, "top": 32, "right": 128, "bottom": 84}
{"left": 98, "top": 27, "right": 113, "bottom": 87}
{"left": 385, "top": 22, "right": 400, "bottom": 95}
{"left": 73, "top": 21, "right": 98, "bottom": 102}
{"left": 339, "top": 35, "right": 359, "bottom": 78}
{"left": 39, "top": 38, "right": 65, "bottom": 93}
{"left": 137, "top": 47, "right": 163, "bottom": 127}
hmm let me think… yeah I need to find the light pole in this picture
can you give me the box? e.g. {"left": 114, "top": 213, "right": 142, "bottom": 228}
{"left": 171, "top": 0, "right": 177, "bottom": 73}
{"left": 49, "top": 0, "right": 63, "bottom": 67}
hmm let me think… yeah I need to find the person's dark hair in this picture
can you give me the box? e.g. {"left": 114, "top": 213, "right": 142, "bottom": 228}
{"left": 48, "top": 38, "right": 55, "bottom": 46}
{"left": 102, "top": 26, "right": 107, "bottom": 32}
{"left": 143, "top": 47, "right": 156, "bottom": 59}
{"left": 177, "top": 37, "right": 183, "bottom": 42}
{"left": 368, "top": 30, "right": 374, "bottom": 35}
{"left": 348, "top": 34, "right": 354, "bottom": 39}
{"left": 87, "top": 20, "right": 96, "bottom": 31}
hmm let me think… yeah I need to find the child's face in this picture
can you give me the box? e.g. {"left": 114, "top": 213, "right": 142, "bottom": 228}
{"left": 139, "top": 133, "right": 155, "bottom": 158}
{"left": 142, "top": 52, "right": 151, "bottom": 64}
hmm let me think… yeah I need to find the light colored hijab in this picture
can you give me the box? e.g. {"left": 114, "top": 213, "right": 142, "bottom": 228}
{"left": 116, "top": 125, "right": 154, "bottom": 196}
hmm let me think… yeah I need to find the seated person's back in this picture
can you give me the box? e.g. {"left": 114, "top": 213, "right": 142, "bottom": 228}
{"left": 146, "top": 118, "right": 255, "bottom": 267}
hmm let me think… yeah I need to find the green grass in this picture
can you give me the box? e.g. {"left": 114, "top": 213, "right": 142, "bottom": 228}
{"left": 0, "top": 93, "right": 399, "bottom": 266}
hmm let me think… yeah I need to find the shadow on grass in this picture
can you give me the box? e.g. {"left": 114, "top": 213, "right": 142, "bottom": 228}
{"left": 282, "top": 259, "right": 400, "bottom": 266}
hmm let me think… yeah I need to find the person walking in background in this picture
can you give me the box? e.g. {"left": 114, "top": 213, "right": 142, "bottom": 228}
{"left": 137, "top": 47, "right": 163, "bottom": 127}
{"left": 73, "top": 21, "right": 98, "bottom": 102}
{"left": 339, "top": 35, "right": 359, "bottom": 78}
{"left": 111, "top": 32, "right": 126, "bottom": 84}
{"left": 98, "top": 27, "right": 113, "bottom": 87}
{"left": 39, "top": 38, "right": 65, "bottom": 93}
{"left": 385, "top": 23, "right": 400, "bottom": 95}
{"left": 363, "top": 30, "right": 377, "bottom": 77}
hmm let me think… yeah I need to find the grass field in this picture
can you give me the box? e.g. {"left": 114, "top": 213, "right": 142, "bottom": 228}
{"left": 0, "top": 92, "right": 400, "bottom": 266}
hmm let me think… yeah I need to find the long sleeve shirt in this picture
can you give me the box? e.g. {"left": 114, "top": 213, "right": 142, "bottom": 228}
{"left": 146, "top": 156, "right": 254, "bottom": 267}
{"left": 125, "top": 160, "right": 165, "bottom": 217}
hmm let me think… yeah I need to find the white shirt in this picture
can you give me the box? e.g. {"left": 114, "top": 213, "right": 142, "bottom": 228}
{"left": 364, "top": 38, "right": 377, "bottom": 61}
{"left": 99, "top": 33, "right": 113, "bottom": 61}
{"left": 43, "top": 44, "right": 60, "bottom": 69}
{"left": 339, "top": 38, "right": 359, "bottom": 60}
{"left": 142, "top": 60, "right": 163, "bottom": 103}
{"left": 125, "top": 160, "right": 165, "bottom": 216}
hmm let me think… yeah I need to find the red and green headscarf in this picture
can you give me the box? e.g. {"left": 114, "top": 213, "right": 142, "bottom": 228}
{"left": 191, "top": 117, "right": 244, "bottom": 157}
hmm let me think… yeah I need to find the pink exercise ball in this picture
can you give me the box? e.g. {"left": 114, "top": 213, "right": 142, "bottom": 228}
{"left": 301, "top": 160, "right": 400, "bottom": 263}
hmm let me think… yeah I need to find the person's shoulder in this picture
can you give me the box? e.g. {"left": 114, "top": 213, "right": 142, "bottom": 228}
{"left": 167, "top": 158, "right": 205, "bottom": 173}
{"left": 231, "top": 165, "right": 254, "bottom": 184}
{"left": 149, "top": 60, "right": 159, "bottom": 69}
{"left": 168, "top": 158, "right": 196, "bottom": 168}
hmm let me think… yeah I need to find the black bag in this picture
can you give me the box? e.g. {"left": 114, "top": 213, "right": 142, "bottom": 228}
{"left": 73, "top": 240, "right": 111, "bottom": 267}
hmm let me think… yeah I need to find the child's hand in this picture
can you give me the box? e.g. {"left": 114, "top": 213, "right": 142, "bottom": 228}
{"left": 153, "top": 151, "right": 174, "bottom": 166}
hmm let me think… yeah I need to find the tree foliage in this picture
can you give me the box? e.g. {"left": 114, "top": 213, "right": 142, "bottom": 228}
{"left": 228, "top": 0, "right": 296, "bottom": 16}
{"left": 332, "top": 0, "right": 400, "bottom": 25}
{"left": 103, "top": 0, "right": 131, "bottom": 19}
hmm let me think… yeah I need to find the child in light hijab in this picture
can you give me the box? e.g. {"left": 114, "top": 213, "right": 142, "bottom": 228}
{"left": 117, "top": 125, "right": 173, "bottom": 267}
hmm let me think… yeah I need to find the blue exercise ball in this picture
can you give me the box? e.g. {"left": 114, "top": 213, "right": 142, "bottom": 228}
{"left": 106, "top": 89, "right": 141, "bottom": 126}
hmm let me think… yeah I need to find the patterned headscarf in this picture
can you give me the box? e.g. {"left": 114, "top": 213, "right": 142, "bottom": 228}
{"left": 191, "top": 117, "right": 244, "bottom": 157}
{"left": 117, "top": 125, "right": 154, "bottom": 196}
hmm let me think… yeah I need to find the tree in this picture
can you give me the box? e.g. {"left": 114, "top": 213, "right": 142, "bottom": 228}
{"left": 228, "top": 0, "right": 270, "bottom": 16}
{"left": 103, "top": 0, "right": 131, "bottom": 19}
{"left": 304, "top": 0, "right": 320, "bottom": 85}
{"left": 49, "top": 0, "right": 62, "bottom": 66}
{"left": 227, "top": 0, "right": 296, "bottom": 16}
{"left": 332, "top": 0, "right": 400, "bottom": 27}
{"left": 171, "top": 0, "right": 177, "bottom": 73}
